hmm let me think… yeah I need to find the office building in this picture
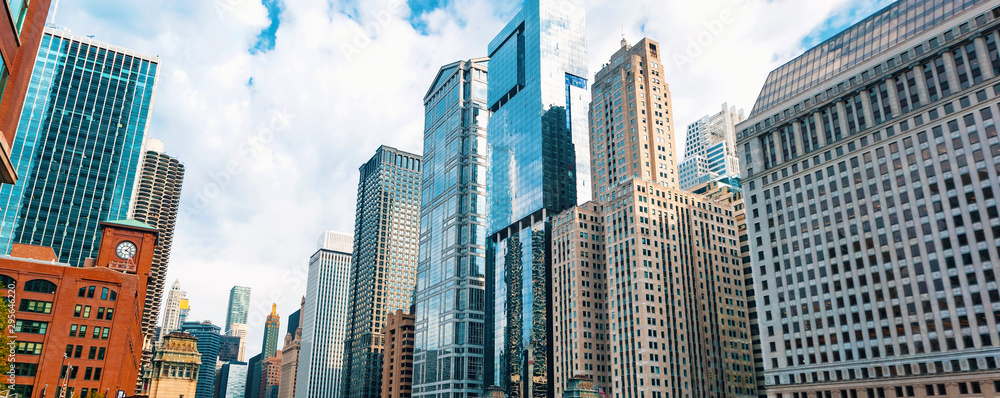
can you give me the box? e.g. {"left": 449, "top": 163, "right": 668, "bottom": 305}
{"left": 737, "top": 0, "right": 1000, "bottom": 396}
{"left": 216, "top": 361, "right": 249, "bottom": 398}
{"left": 550, "top": 201, "right": 609, "bottom": 396}
{"left": 229, "top": 322, "right": 248, "bottom": 361}
{"left": 220, "top": 335, "right": 243, "bottom": 363}
{"left": 0, "top": 28, "right": 158, "bottom": 267}
{"left": 263, "top": 354, "right": 283, "bottom": 398}
{"left": 227, "top": 286, "right": 252, "bottom": 329}
{"left": 0, "top": 0, "right": 51, "bottom": 184}
{"left": 132, "top": 138, "right": 186, "bottom": 339}
{"left": 279, "top": 297, "right": 305, "bottom": 398}
{"left": 0, "top": 220, "right": 158, "bottom": 398}
{"left": 264, "top": 303, "right": 281, "bottom": 357}
{"left": 679, "top": 104, "right": 746, "bottom": 190}
{"left": 590, "top": 37, "right": 676, "bottom": 199}
{"left": 247, "top": 353, "right": 264, "bottom": 398}
{"left": 412, "top": 58, "right": 490, "bottom": 398}
{"left": 148, "top": 331, "right": 201, "bottom": 398}
{"left": 296, "top": 232, "right": 353, "bottom": 398}
{"left": 484, "top": 1, "right": 588, "bottom": 397}
{"left": 159, "top": 279, "right": 188, "bottom": 344}
{"left": 381, "top": 309, "right": 415, "bottom": 398}
{"left": 181, "top": 321, "right": 223, "bottom": 398}
{"left": 343, "top": 146, "right": 422, "bottom": 398}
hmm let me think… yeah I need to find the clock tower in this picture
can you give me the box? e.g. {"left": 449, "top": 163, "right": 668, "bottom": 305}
{"left": 94, "top": 219, "right": 159, "bottom": 276}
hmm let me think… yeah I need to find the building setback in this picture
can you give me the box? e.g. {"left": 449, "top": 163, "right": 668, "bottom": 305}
{"left": 296, "top": 232, "right": 354, "bottom": 398}
{"left": 342, "top": 147, "right": 422, "bottom": 398}
{"left": 738, "top": 0, "right": 1000, "bottom": 397}
{"left": 679, "top": 104, "right": 746, "bottom": 190}
{"left": 0, "top": 0, "right": 51, "bottom": 184}
{"left": 132, "top": 138, "right": 186, "bottom": 340}
{"left": 381, "top": 309, "right": 415, "bottom": 398}
{"left": 0, "top": 28, "right": 159, "bottom": 266}
{"left": 484, "top": 1, "right": 589, "bottom": 397}
{"left": 412, "top": 58, "right": 490, "bottom": 398}
{"left": 0, "top": 220, "right": 158, "bottom": 398}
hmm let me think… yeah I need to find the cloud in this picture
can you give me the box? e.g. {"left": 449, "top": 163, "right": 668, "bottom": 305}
{"left": 52, "top": 0, "right": 878, "bottom": 358}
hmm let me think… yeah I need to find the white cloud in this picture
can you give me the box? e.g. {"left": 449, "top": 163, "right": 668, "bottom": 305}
{"left": 53, "top": 0, "right": 876, "bottom": 357}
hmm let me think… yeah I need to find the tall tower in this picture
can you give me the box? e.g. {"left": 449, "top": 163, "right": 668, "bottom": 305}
{"left": 296, "top": 231, "right": 353, "bottom": 398}
{"left": 132, "top": 138, "right": 186, "bottom": 339}
{"left": 263, "top": 303, "right": 281, "bottom": 358}
{"left": 180, "top": 321, "right": 222, "bottom": 398}
{"left": 158, "top": 279, "right": 188, "bottom": 344}
{"left": 0, "top": 27, "right": 159, "bottom": 266}
{"left": 228, "top": 285, "right": 252, "bottom": 361}
{"left": 738, "top": 0, "right": 1000, "bottom": 396}
{"left": 411, "top": 58, "right": 490, "bottom": 398}
{"left": 679, "top": 103, "right": 745, "bottom": 190}
{"left": 342, "top": 146, "right": 422, "bottom": 398}
{"left": 484, "top": 1, "right": 588, "bottom": 397}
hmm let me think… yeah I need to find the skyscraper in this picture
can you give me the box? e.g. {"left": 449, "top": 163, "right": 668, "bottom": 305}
{"left": 181, "top": 321, "right": 223, "bottom": 398}
{"left": 132, "top": 138, "right": 186, "bottom": 339}
{"left": 412, "top": 58, "right": 490, "bottom": 398}
{"left": 679, "top": 103, "right": 745, "bottom": 190}
{"left": 263, "top": 303, "right": 281, "bottom": 358}
{"left": 279, "top": 297, "right": 305, "bottom": 398}
{"left": 296, "top": 231, "right": 353, "bottom": 398}
{"left": 484, "top": 0, "right": 588, "bottom": 396}
{"left": 220, "top": 335, "right": 243, "bottom": 363}
{"left": 0, "top": 0, "right": 51, "bottom": 184}
{"left": 159, "top": 279, "right": 188, "bottom": 344}
{"left": 217, "top": 361, "right": 249, "bottom": 398}
{"left": 228, "top": 285, "right": 252, "bottom": 361}
{"left": 381, "top": 309, "right": 415, "bottom": 398}
{"left": 738, "top": 0, "right": 1000, "bottom": 396}
{"left": 0, "top": 28, "right": 159, "bottom": 266}
{"left": 343, "top": 146, "right": 422, "bottom": 398}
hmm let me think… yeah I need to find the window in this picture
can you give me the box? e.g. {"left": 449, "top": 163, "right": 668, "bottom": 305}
{"left": 13, "top": 363, "right": 38, "bottom": 377}
{"left": 15, "top": 342, "right": 43, "bottom": 355}
{"left": 75, "top": 305, "right": 83, "bottom": 317}
{"left": 83, "top": 306, "right": 91, "bottom": 318}
{"left": 19, "top": 299, "right": 52, "bottom": 314}
{"left": 0, "top": 274, "right": 15, "bottom": 287}
{"left": 23, "top": 279, "right": 56, "bottom": 294}
{"left": 101, "top": 287, "right": 109, "bottom": 300}
{"left": 87, "top": 286, "right": 95, "bottom": 298}
{"left": 14, "top": 320, "right": 47, "bottom": 334}
{"left": 101, "top": 327, "right": 110, "bottom": 340}
{"left": 69, "top": 324, "right": 78, "bottom": 337}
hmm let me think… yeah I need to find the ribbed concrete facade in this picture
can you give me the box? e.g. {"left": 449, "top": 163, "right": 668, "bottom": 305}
{"left": 133, "top": 138, "right": 185, "bottom": 340}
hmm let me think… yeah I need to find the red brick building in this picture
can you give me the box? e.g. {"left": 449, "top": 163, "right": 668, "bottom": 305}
{"left": 380, "top": 309, "right": 414, "bottom": 398}
{"left": 1, "top": 219, "right": 158, "bottom": 397}
{"left": 0, "top": 0, "right": 52, "bottom": 184}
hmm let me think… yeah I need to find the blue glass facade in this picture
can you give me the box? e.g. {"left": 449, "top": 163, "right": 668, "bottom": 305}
{"left": 180, "top": 321, "right": 222, "bottom": 398}
{"left": 484, "top": 1, "right": 588, "bottom": 397}
{"left": 0, "top": 28, "right": 158, "bottom": 267}
{"left": 412, "top": 59, "right": 490, "bottom": 398}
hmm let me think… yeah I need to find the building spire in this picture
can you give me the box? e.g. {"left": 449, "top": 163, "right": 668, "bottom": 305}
{"left": 621, "top": 25, "right": 627, "bottom": 48}
{"left": 270, "top": 303, "right": 277, "bottom": 317}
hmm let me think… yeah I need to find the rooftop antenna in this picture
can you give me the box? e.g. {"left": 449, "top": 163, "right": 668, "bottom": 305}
{"left": 620, "top": 25, "right": 627, "bottom": 48}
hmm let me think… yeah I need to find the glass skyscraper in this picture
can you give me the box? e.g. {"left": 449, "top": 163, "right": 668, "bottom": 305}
{"left": 412, "top": 58, "right": 490, "bottom": 398}
{"left": 180, "top": 321, "right": 222, "bottom": 398}
{"left": 296, "top": 231, "right": 353, "bottom": 398}
{"left": 0, "top": 28, "right": 158, "bottom": 267}
{"left": 342, "top": 146, "right": 422, "bottom": 398}
{"left": 484, "top": 1, "right": 588, "bottom": 397}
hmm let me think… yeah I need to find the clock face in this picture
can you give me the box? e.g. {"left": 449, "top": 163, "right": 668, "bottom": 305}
{"left": 116, "top": 241, "right": 138, "bottom": 260}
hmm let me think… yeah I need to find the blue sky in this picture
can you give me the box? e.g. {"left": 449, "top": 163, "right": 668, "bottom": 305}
{"left": 48, "top": 0, "right": 889, "bottom": 358}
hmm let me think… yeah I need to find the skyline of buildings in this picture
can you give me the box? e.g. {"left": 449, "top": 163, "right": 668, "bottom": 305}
{"left": 412, "top": 57, "right": 490, "bottom": 398}
{"left": 0, "top": 27, "right": 159, "bottom": 267}
{"left": 296, "top": 231, "right": 354, "bottom": 398}
{"left": 483, "top": 0, "right": 590, "bottom": 397}
{"left": 680, "top": 103, "right": 746, "bottom": 190}
{"left": 738, "top": 0, "right": 1000, "bottom": 396}
{"left": 342, "top": 146, "right": 423, "bottom": 398}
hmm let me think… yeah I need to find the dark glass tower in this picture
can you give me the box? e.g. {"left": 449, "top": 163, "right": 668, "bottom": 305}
{"left": 180, "top": 321, "right": 222, "bottom": 398}
{"left": 342, "top": 146, "right": 422, "bottom": 398}
{"left": 0, "top": 28, "right": 158, "bottom": 266}
{"left": 484, "top": 1, "right": 588, "bottom": 397}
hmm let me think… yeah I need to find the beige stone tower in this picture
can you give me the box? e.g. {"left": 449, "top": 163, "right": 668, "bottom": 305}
{"left": 148, "top": 331, "right": 202, "bottom": 398}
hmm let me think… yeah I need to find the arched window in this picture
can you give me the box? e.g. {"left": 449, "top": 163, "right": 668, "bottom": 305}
{"left": 108, "top": 290, "right": 117, "bottom": 301}
{"left": 0, "top": 274, "right": 15, "bottom": 288}
{"left": 24, "top": 280, "right": 57, "bottom": 294}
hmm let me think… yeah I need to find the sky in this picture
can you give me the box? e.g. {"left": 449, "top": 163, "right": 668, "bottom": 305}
{"left": 51, "top": 0, "right": 892, "bottom": 357}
